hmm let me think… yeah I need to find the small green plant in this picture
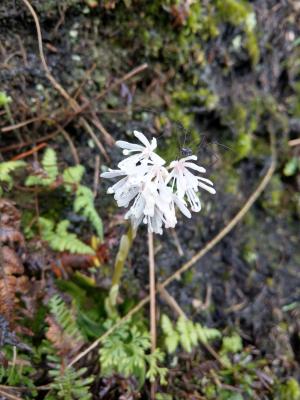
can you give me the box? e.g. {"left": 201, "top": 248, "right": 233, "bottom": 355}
{"left": 161, "top": 314, "right": 221, "bottom": 354}
{"left": 26, "top": 148, "right": 58, "bottom": 187}
{"left": 0, "top": 160, "right": 26, "bottom": 196}
{"left": 275, "top": 378, "right": 300, "bottom": 400}
{"left": 49, "top": 294, "right": 84, "bottom": 343}
{"left": 39, "top": 217, "right": 95, "bottom": 254}
{"left": 47, "top": 363, "right": 93, "bottom": 400}
{"left": 26, "top": 147, "right": 103, "bottom": 241}
{"left": 0, "top": 91, "right": 12, "bottom": 107}
{"left": 100, "top": 322, "right": 167, "bottom": 386}
{"left": 0, "top": 350, "right": 37, "bottom": 398}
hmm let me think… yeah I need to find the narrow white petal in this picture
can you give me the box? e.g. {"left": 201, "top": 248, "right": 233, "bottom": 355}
{"left": 116, "top": 141, "right": 144, "bottom": 151}
{"left": 101, "top": 169, "right": 126, "bottom": 178}
{"left": 197, "top": 181, "right": 216, "bottom": 194}
{"left": 133, "top": 130, "right": 151, "bottom": 147}
{"left": 181, "top": 155, "right": 197, "bottom": 162}
{"left": 150, "top": 152, "right": 166, "bottom": 166}
{"left": 174, "top": 195, "right": 191, "bottom": 218}
{"left": 184, "top": 162, "right": 206, "bottom": 173}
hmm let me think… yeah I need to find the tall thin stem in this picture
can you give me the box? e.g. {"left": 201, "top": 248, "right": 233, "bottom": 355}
{"left": 148, "top": 230, "right": 156, "bottom": 399}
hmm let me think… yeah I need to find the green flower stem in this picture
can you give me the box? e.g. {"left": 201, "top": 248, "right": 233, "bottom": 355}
{"left": 111, "top": 224, "right": 136, "bottom": 287}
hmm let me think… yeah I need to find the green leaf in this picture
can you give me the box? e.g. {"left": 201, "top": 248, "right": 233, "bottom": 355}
{"left": 42, "top": 148, "right": 58, "bottom": 181}
{"left": 283, "top": 157, "right": 299, "bottom": 177}
{"left": 0, "top": 160, "right": 26, "bottom": 191}
{"left": 0, "top": 91, "right": 12, "bottom": 106}
{"left": 221, "top": 334, "right": 243, "bottom": 354}
{"left": 74, "top": 185, "right": 103, "bottom": 240}
{"left": 165, "top": 333, "right": 179, "bottom": 354}
{"left": 177, "top": 316, "right": 192, "bottom": 353}
{"left": 39, "top": 217, "right": 95, "bottom": 255}
{"left": 161, "top": 314, "right": 175, "bottom": 336}
{"left": 196, "top": 323, "right": 221, "bottom": 344}
{"left": 25, "top": 148, "right": 58, "bottom": 186}
{"left": 63, "top": 165, "right": 85, "bottom": 190}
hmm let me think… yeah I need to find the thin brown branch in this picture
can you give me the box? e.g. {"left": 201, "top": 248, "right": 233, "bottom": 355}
{"left": 93, "top": 155, "right": 100, "bottom": 198}
{"left": 288, "top": 137, "right": 300, "bottom": 147}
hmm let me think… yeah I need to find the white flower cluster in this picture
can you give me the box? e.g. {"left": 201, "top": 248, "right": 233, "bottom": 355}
{"left": 101, "top": 131, "right": 216, "bottom": 234}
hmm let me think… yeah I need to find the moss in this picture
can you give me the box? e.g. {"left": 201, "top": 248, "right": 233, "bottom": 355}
{"left": 260, "top": 175, "right": 283, "bottom": 214}
{"left": 216, "top": 0, "right": 260, "bottom": 65}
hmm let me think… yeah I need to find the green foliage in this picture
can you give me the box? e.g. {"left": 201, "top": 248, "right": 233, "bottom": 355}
{"left": 26, "top": 148, "right": 103, "bottom": 240}
{"left": 275, "top": 378, "right": 300, "bottom": 400}
{"left": 47, "top": 363, "right": 93, "bottom": 400}
{"left": 63, "top": 165, "right": 85, "bottom": 188}
{"left": 26, "top": 148, "right": 58, "bottom": 186}
{"left": 39, "top": 217, "right": 95, "bottom": 255}
{"left": 100, "top": 323, "right": 167, "bottom": 386}
{"left": 49, "top": 294, "right": 84, "bottom": 343}
{"left": 283, "top": 156, "right": 299, "bottom": 177}
{"left": 0, "top": 350, "right": 37, "bottom": 397}
{"left": 221, "top": 333, "right": 243, "bottom": 354}
{"left": 161, "top": 315, "right": 221, "bottom": 354}
{"left": 0, "top": 91, "right": 12, "bottom": 106}
{"left": 0, "top": 160, "right": 26, "bottom": 195}
{"left": 74, "top": 185, "right": 103, "bottom": 240}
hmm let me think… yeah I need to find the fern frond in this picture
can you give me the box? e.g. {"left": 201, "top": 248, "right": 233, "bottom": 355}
{"left": 49, "top": 366, "right": 93, "bottom": 400}
{"left": 100, "top": 322, "right": 166, "bottom": 386}
{"left": 48, "top": 295, "right": 84, "bottom": 344}
{"left": 74, "top": 185, "right": 103, "bottom": 240}
{"left": 39, "top": 217, "right": 95, "bottom": 255}
{"left": 26, "top": 148, "right": 58, "bottom": 186}
{"left": 0, "top": 160, "right": 26, "bottom": 193}
{"left": 63, "top": 165, "right": 85, "bottom": 191}
{"left": 42, "top": 148, "right": 58, "bottom": 181}
{"left": 161, "top": 314, "right": 221, "bottom": 354}
{"left": 146, "top": 349, "right": 168, "bottom": 385}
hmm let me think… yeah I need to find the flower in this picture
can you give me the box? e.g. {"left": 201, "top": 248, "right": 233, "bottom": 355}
{"left": 101, "top": 132, "right": 216, "bottom": 234}
{"left": 116, "top": 130, "right": 165, "bottom": 169}
{"left": 168, "top": 155, "right": 216, "bottom": 212}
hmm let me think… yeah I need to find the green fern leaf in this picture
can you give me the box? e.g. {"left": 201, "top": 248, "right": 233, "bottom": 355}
{"left": 49, "top": 366, "right": 93, "bottom": 400}
{"left": 195, "top": 323, "right": 221, "bottom": 344}
{"left": 63, "top": 165, "right": 85, "bottom": 191}
{"left": 25, "top": 148, "right": 58, "bottom": 186}
{"left": 49, "top": 295, "right": 84, "bottom": 343}
{"left": 74, "top": 185, "right": 103, "bottom": 240}
{"left": 39, "top": 217, "right": 95, "bottom": 255}
{"left": 42, "top": 148, "right": 58, "bottom": 181}
{"left": 0, "top": 160, "right": 26, "bottom": 190}
{"left": 177, "top": 316, "right": 193, "bottom": 353}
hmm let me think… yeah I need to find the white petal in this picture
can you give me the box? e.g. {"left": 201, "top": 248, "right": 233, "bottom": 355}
{"left": 116, "top": 141, "right": 144, "bottom": 151}
{"left": 181, "top": 155, "right": 197, "bottom": 162}
{"left": 184, "top": 162, "right": 206, "bottom": 173}
{"left": 101, "top": 169, "right": 126, "bottom": 178}
{"left": 118, "top": 153, "right": 141, "bottom": 169}
{"left": 133, "top": 130, "right": 151, "bottom": 147}
{"left": 197, "top": 181, "right": 216, "bottom": 194}
{"left": 174, "top": 195, "right": 191, "bottom": 218}
{"left": 198, "top": 177, "right": 214, "bottom": 185}
{"left": 150, "top": 152, "right": 166, "bottom": 166}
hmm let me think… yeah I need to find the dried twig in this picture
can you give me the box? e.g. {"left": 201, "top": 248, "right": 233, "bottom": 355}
{"left": 0, "top": 389, "right": 23, "bottom": 400}
{"left": 288, "top": 137, "right": 300, "bottom": 147}
{"left": 93, "top": 155, "right": 100, "bottom": 198}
